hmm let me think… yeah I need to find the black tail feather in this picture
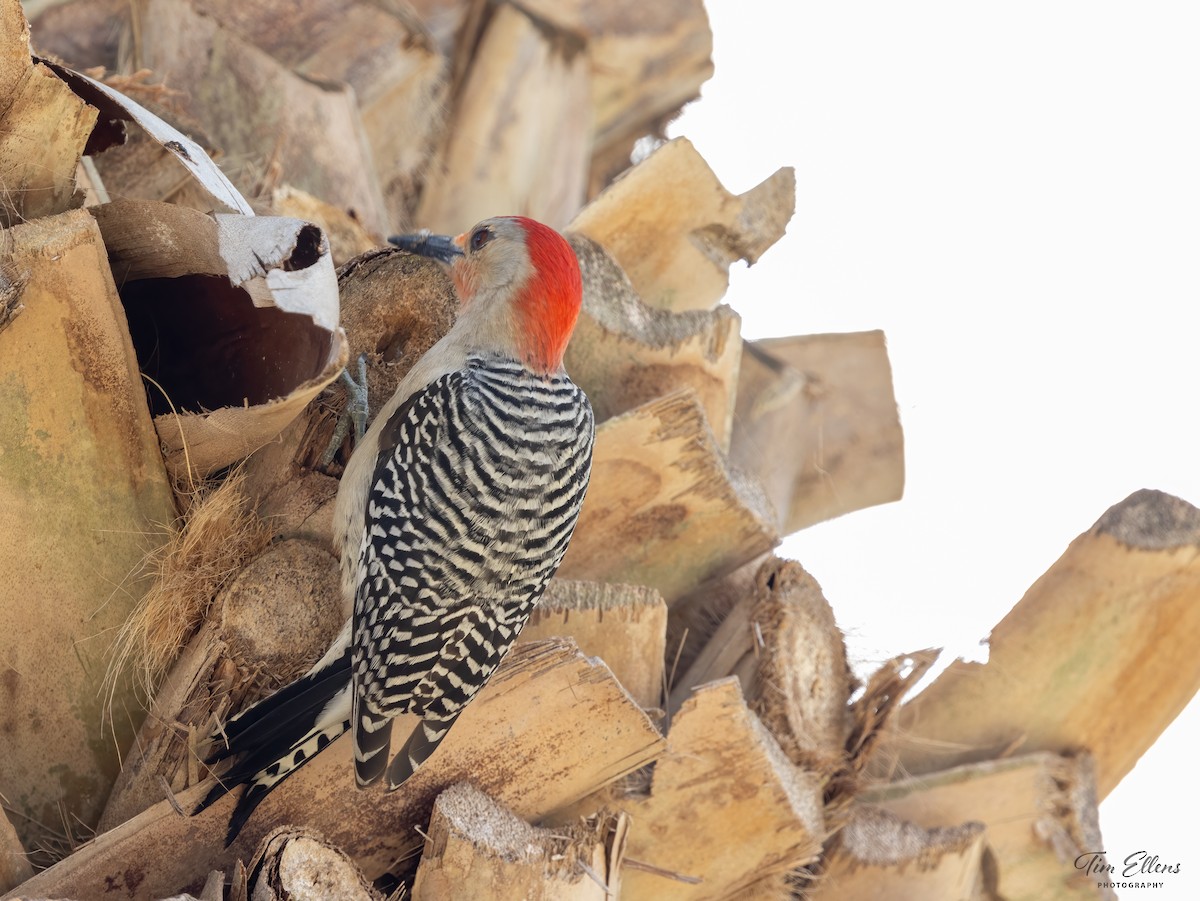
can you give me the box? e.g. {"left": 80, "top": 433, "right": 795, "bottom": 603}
{"left": 210, "top": 649, "right": 352, "bottom": 760}
{"left": 202, "top": 718, "right": 349, "bottom": 847}
{"left": 194, "top": 646, "right": 352, "bottom": 844}
{"left": 385, "top": 718, "right": 453, "bottom": 789}
{"left": 224, "top": 782, "right": 270, "bottom": 848}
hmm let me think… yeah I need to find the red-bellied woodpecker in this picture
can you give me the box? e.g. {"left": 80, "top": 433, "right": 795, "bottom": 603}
{"left": 197, "top": 216, "right": 594, "bottom": 844}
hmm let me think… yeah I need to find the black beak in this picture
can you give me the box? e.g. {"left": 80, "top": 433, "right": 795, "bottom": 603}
{"left": 388, "top": 231, "right": 464, "bottom": 264}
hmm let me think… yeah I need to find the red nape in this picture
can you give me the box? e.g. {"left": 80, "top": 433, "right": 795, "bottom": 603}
{"left": 511, "top": 217, "right": 583, "bottom": 373}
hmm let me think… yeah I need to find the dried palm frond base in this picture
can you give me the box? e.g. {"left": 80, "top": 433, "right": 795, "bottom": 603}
{"left": 102, "top": 469, "right": 270, "bottom": 713}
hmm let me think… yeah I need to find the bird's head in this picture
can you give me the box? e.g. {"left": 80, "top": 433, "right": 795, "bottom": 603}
{"left": 390, "top": 217, "right": 583, "bottom": 375}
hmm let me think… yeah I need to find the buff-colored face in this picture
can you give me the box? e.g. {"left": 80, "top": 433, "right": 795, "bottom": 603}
{"left": 447, "top": 217, "right": 535, "bottom": 308}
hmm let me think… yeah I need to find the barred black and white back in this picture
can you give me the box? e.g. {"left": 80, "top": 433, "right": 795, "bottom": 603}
{"left": 195, "top": 354, "right": 592, "bottom": 843}
{"left": 352, "top": 352, "right": 594, "bottom": 787}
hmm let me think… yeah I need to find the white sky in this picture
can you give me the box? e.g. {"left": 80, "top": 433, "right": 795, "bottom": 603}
{"left": 671, "top": 2, "right": 1199, "bottom": 896}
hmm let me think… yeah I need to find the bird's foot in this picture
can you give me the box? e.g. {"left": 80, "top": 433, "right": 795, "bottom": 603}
{"left": 320, "top": 353, "right": 369, "bottom": 466}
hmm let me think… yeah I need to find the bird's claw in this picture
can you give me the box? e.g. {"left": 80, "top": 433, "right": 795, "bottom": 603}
{"left": 320, "top": 353, "right": 370, "bottom": 466}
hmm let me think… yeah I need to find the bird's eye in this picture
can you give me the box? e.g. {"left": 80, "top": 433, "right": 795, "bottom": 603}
{"left": 470, "top": 227, "right": 493, "bottom": 252}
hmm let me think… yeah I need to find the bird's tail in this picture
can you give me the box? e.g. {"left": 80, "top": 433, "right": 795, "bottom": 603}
{"left": 195, "top": 626, "right": 353, "bottom": 846}
{"left": 385, "top": 716, "right": 455, "bottom": 788}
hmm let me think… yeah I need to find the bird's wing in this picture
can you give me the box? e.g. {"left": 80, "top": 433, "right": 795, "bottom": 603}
{"left": 349, "top": 362, "right": 595, "bottom": 786}
{"left": 349, "top": 369, "right": 461, "bottom": 784}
